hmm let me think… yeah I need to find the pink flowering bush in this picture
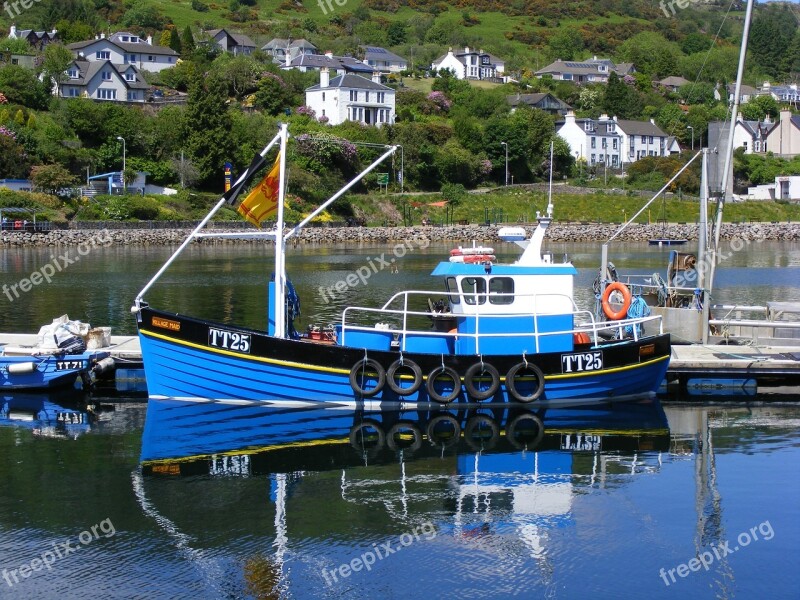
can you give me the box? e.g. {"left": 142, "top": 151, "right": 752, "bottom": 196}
{"left": 479, "top": 159, "right": 493, "bottom": 177}
{"left": 427, "top": 91, "right": 452, "bottom": 112}
{"left": 0, "top": 92, "right": 7, "bottom": 104}
{"left": 318, "top": 115, "right": 330, "bottom": 124}
{"left": 0, "top": 125, "right": 16, "bottom": 140}
{"left": 296, "top": 105, "right": 316, "bottom": 118}
{"left": 295, "top": 133, "right": 358, "bottom": 174}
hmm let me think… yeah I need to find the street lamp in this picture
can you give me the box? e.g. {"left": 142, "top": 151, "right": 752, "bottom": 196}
{"left": 500, "top": 141, "right": 508, "bottom": 187}
{"left": 116, "top": 136, "right": 126, "bottom": 189}
{"left": 686, "top": 125, "right": 694, "bottom": 151}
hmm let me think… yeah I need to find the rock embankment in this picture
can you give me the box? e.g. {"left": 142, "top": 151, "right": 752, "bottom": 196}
{"left": 0, "top": 222, "right": 797, "bottom": 247}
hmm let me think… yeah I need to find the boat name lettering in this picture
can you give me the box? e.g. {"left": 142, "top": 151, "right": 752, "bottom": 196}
{"left": 152, "top": 317, "right": 181, "bottom": 331}
{"left": 561, "top": 351, "right": 603, "bottom": 373}
{"left": 639, "top": 344, "right": 655, "bottom": 357}
{"left": 208, "top": 328, "right": 251, "bottom": 353}
{"left": 55, "top": 360, "right": 85, "bottom": 371}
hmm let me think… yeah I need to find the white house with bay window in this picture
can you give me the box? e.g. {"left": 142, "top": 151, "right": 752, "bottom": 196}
{"left": 59, "top": 59, "right": 150, "bottom": 103}
{"left": 67, "top": 32, "right": 179, "bottom": 73}
{"left": 305, "top": 69, "right": 395, "bottom": 127}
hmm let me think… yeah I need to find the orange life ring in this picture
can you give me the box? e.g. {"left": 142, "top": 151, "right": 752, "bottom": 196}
{"left": 573, "top": 332, "right": 591, "bottom": 345}
{"left": 601, "top": 282, "right": 632, "bottom": 320}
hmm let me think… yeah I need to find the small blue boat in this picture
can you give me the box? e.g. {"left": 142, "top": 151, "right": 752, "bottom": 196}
{"left": 0, "top": 349, "right": 111, "bottom": 390}
{"left": 133, "top": 125, "right": 670, "bottom": 406}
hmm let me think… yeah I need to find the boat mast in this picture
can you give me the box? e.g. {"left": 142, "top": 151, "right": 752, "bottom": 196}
{"left": 699, "top": 149, "right": 710, "bottom": 343}
{"left": 273, "top": 124, "right": 289, "bottom": 339}
{"left": 546, "top": 140, "right": 554, "bottom": 218}
{"left": 708, "top": 0, "right": 756, "bottom": 294}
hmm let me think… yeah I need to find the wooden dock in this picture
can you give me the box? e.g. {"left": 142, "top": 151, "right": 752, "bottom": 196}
{"left": 1, "top": 333, "right": 798, "bottom": 394}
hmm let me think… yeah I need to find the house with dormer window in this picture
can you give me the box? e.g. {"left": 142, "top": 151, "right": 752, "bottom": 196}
{"left": 557, "top": 112, "right": 671, "bottom": 167}
{"left": 431, "top": 47, "right": 505, "bottom": 82}
{"left": 305, "top": 69, "right": 395, "bottom": 126}
{"left": 59, "top": 59, "right": 150, "bottom": 102}
{"left": 8, "top": 24, "right": 60, "bottom": 50}
{"left": 67, "top": 32, "right": 178, "bottom": 73}
{"left": 535, "top": 57, "right": 634, "bottom": 84}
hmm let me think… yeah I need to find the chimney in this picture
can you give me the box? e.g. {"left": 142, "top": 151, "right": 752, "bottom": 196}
{"left": 95, "top": 34, "right": 99, "bottom": 40}
{"left": 780, "top": 109, "right": 791, "bottom": 123}
{"left": 9, "top": 24, "right": 16, "bottom": 38}
{"left": 464, "top": 46, "right": 470, "bottom": 54}
{"left": 613, "top": 115, "right": 618, "bottom": 122}
{"left": 599, "top": 113, "right": 609, "bottom": 121}
{"left": 372, "top": 71, "right": 381, "bottom": 84}
{"left": 285, "top": 51, "right": 291, "bottom": 67}
{"left": 146, "top": 35, "right": 152, "bottom": 45}
{"left": 320, "top": 67, "right": 329, "bottom": 88}
{"left": 650, "top": 118, "right": 656, "bottom": 125}
{"left": 447, "top": 47, "right": 453, "bottom": 56}
{"left": 564, "top": 110, "right": 576, "bottom": 125}
{"left": 325, "top": 50, "right": 333, "bottom": 58}
{"left": 100, "top": 32, "right": 105, "bottom": 39}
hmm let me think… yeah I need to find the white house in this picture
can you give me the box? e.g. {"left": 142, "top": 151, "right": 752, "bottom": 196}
{"left": 431, "top": 47, "right": 505, "bottom": 81}
{"left": 59, "top": 59, "right": 150, "bottom": 103}
{"left": 708, "top": 118, "right": 775, "bottom": 155}
{"left": 615, "top": 118, "right": 674, "bottom": 163}
{"left": 360, "top": 46, "right": 407, "bottom": 74}
{"left": 557, "top": 112, "right": 672, "bottom": 168}
{"left": 760, "top": 82, "right": 800, "bottom": 107}
{"left": 535, "top": 57, "right": 634, "bottom": 84}
{"left": 744, "top": 175, "right": 800, "bottom": 201}
{"left": 305, "top": 69, "right": 395, "bottom": 127}
{"left": 765, "top": 109, "right": 800, "bottom": 157}
{"left": 67, "top": 32, "right": 179, "bottom": 73}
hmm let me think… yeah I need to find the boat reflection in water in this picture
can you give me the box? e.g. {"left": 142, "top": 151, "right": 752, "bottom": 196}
{"left": 137, "top": 397, "right": 669, "bottom": 596}
{"left": 0, "top": 390, "right": 97, "bottom": 440}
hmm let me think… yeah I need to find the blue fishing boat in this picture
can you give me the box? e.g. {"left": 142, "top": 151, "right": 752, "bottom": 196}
{"left": 0, "top": 349, "right": 111, "bottom": 390}
{"left": 133, "top": 125, "right": 670, "bottom": 406}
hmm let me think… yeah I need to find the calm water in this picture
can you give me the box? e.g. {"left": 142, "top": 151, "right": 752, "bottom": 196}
{"left": 0, "top": 240, "right": 799, "bottom": 598}
{"left": 0, "top": 395, "right": 798, "bottom": 598}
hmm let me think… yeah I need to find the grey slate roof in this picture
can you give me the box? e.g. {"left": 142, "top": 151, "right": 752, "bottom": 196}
{"left": 288, "top": 54, "right": 373, "bottom": 73}
{"left": 264, "top": 38, "right": 318, "bottom": 51}
{"left": 306, "top": 73, "right": 391, "bottom": 92}
{"left": 615, "top": 120, "right": 668, "bottom": 137}
{"left": 361, "top": 46, "right": 407, "bottom": 64}
{"left": 68, "top": 38, "right": 178, "bottom": 57}
{"left": 658, "top": 76, "right": 690, "bottom": 88}
{"left": 207, "top": 29, "right": 256, "bottom": 49}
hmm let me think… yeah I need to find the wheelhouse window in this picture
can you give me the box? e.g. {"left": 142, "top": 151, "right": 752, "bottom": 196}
{"left": 488, "top": 277, "right": 514, "bottom": 304}
{"left": 445, "top": 277, "right": 460, "bottom": 304}
{"left": 461, "top": 277, "right": 486, "bottom": 305}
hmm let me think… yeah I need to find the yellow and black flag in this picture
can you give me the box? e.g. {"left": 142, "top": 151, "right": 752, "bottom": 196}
{"left": 237, "top": 153, "right": 282, "bottom": 227}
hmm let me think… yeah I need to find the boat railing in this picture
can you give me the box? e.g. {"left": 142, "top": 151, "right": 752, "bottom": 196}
{"left": 340, "top": 290, "right": 663, "bottom": 353}
{"left": 708, "top": 303, "right": 800, "bottom": 343}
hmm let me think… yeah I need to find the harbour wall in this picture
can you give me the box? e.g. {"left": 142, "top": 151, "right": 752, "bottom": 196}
{"left": 0, "top": 222, "right": 798, "bottom": 246}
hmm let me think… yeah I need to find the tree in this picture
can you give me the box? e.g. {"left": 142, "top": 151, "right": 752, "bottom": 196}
{"left": 160, "top": 30, "right": 172, "bottom": 48}
{"left": 602, "top": 72, "right": 642, "bottom": 119}
{"left": 387, "top": 22, "right": 407, "bottom": 46}
{"left": 0, "top": 38, "right": 32, "bottom": 54}
{"left": 30, "top": 164, "right": 78, "bottom": 196}
{"left": 41, "top": 44, "right": 74, "bottom": 97}
{"left": 253, "top": 73, "right": 291, "bottom": 115}
{"left": 185, "top": 71, "right": 234, "bottom": 189}
{"left": 548, "top": 28, "right": 583, "bottom": 61}
{"left": 169, "top": 28, "right": 183, "bottom": 54}
{"left": 214, "top": 54, "right": 261, "bottom": 99}
{"left": 0, "top": 128, "right": 30, "bottom": 178}
{"left": 749, "top": 5, "right": 798, "bottom": 79}
{"left": 677, "top": 82, "right": 715, "bottom": 106}
{"left": 181, "top": 26, "right": 196, "bottom": 53}
{"left": 618, "top": 32, "right": 680, "bottom": 78}
{"left": 740, "top": 95, "right": 779, "bottom": 121}
{"left": 0, "top": 65, "right": 51, "bottom": 110}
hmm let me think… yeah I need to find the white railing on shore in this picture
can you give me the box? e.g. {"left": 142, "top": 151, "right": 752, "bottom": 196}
{"left": 339, "top": 290, "right": 663, "bottom": 354}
